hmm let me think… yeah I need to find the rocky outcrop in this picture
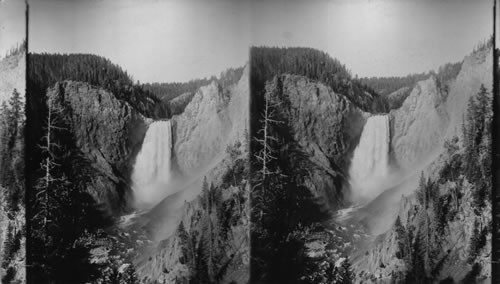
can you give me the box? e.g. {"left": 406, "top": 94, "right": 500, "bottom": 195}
{"left": 385, "top": 86, "right": 412, "bottom": 110}
{"left": 172, "top": 64, "right": 249, "bottom": 176}
{"left": 390, "top": 76, "right": 449, "bottom": 171}
{"left": 46, "top": 81, "right": 150, "bottom": 213}
{"left": 444, "top": 47, "right": 493, "bottom": 139}
{"left": 167, "top": 92, "right": 196, "bottom": 116}
{"left": 353, "top": 229, "right": 406, "bottom": 283}
{"left": 0, "top": 50, "right": 25, "bottom": 105}
{"left": 390, "top": 46, "right": 492, "bottom": 171}
{"left": 274, "top": 75, "right": 368, "bottom": 169}
{"left": 265, "top": 74, "right": 368, "bottom": 209}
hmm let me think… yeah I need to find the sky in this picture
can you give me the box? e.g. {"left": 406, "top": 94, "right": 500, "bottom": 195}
{"left": 251, "top": 0, "right": 493, "bottom": 78}
{"left": 30, "top": 0, "right": 252, "bottom": 83}
{"left": 0, "top": 0, "right": 26, "bottom": 58}
{"left": 29, "top": 0, "right": 493, "bottom": 83}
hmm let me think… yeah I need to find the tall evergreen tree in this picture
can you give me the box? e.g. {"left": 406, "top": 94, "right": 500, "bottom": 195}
{"left": 338, "top": 258, "right": 355, "bottom": 284}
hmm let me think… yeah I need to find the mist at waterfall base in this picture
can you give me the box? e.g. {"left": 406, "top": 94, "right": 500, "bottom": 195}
{"left": 345, "top": 115, "right": 419, "bottom": 235}
{"left": 131, "top": 120, "right": 176, "bottom": 209}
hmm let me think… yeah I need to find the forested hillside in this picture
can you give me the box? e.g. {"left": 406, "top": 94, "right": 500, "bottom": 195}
{"left": 250, "top": 47, "right": 388, "bottom": 113}
{"left": 142, "top": 66, "right": 244, "bottom": 115}
{"left": 359, "top": 73, "right": 429, "bottom": 97}
{"left": 0, "top": 41, "right": 26, "bottom": 284}
{"left": 28, "top": 53, "right": 167, "bottom": 118}
{"left": 360, "top": 61, "right": 462, "bottom": 110}
{"left": 0, "top": 89, "right": 25, "bottom": 284}
{"left": 142, "top": 78, "right": 213, "bottom": 102}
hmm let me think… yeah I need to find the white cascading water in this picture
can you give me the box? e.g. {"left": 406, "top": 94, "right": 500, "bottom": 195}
{"left": 131, "top": 120, "right": 173, "bottom": 207}
{"left": 349, "top": 115, "right": 391, "bottom": 203}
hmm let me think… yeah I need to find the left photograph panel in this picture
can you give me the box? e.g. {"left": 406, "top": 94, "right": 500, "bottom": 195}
{"left": 26, "top": 0, "right": 251, "bottom": 283}
{"left": 0, "top": 0, "right": 27, "bottom": 283}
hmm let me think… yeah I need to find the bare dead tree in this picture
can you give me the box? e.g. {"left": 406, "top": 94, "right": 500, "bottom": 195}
{"left": 33, "top": 94, "right": 66, "bottom": 230}
{"left": 253, "top": 81, "right": 285, "bottom": 222}
{"left": 254, "top": 88, "right": 283, "bottom": 181}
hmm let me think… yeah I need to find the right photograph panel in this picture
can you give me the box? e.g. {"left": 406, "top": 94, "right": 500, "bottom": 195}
{"left": 250, "top": 0, "right": 494, "bottom": 283}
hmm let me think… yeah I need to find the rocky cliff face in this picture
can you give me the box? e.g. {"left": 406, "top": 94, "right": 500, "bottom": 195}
{"left": 444, "top": 47, "right": 493, "bottom": 139}
{"left": 167, "top": 92, "right": 195, "bottom": 116}
{"left": 0, "top": 50, "right": 25, "bottom": 105}
{"left": 390, "top": 47, "right": 492, "bottom": 172}
{"left": 390, "top": 76, "right": 449, "bottom": 171}
{"left": 172, "top": 64, "right": 249, "bottom": 176}
{"left": 385, "top": 86, "right": 412, "bottom": 110}
{"left": 46, "top": 81, "right": 150, "bottom": 213}
{"left": 265, "top": 74, "right": 368, "bottom": 209}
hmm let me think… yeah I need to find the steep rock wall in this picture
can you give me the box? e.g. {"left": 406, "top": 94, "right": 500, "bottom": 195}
{"left": 0, "top": 51, "right": 25, "bottom": 105}
{"left": 390, "top": 76, "right": 449, "bottom": 171}
{"left": 390, "top": 47, "right": 492, "bottom": 171}
{"left": 172, "top": 65, "right": 249, "bottom": 176}
{"left": 266, "top": 74, "right": 368, "bottom": 209}
{"left": 46, "top": 81, "right": 150, "bottom": 213}
{"left": 385, "top": 86, "right": 412, "bottom": 110}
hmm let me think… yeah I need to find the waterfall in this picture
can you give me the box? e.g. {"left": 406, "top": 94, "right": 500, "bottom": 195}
{"left": 349, "top": 115, "right": 391, "bottom": 203}
{"left": 132, "top": 120, "right": 173, "bottom": 207}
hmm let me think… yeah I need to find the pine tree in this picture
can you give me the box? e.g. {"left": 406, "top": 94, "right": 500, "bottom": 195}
{"left": 0, "top": 89, "right": 24, "bottom": 212}
{"left": 416, "top": 172, "right": 426, "bottom": 207}
{"left": 192, "top": 234, "right": 210, "bottom": 284}
{"left": 464, "top": 96, "right": 478, "bottom": 179}
{"left": 0, "top": 101, "right": 12, "bottom": 184}
{"left": 468, "top": 219, "right": 486, "bottom": 263}
{"left": 7, "top": 89, "right": 22, "bottom": 132}
{"left": 407, "top": 234, "right": 428, "bottom": 283}
{"left": 120, "top": 265, "right": 139, "bottom": 284}
{"left": 177, "top": 221, "right": 194, "bottom": 271}
{"left": 338, "top": 258, "right": 355, "bottom": 284}
{"left": 394, "top": 216, "right": 407, "bottom": 259}
{"left": 201, "top": 177, "right": 209, "bottom": 210}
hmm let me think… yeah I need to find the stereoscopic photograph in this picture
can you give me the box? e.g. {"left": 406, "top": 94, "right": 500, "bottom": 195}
{"left": 26, "top": 0, "right": 249, "bottom": 283}
{"left": 249, "top": 0, "right": 495, "bottom": 283}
